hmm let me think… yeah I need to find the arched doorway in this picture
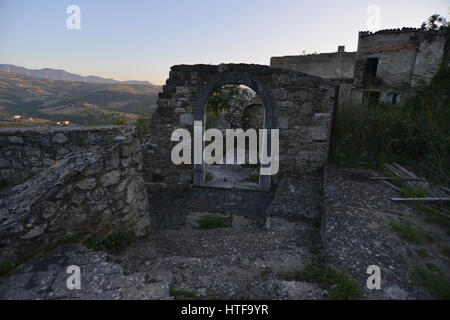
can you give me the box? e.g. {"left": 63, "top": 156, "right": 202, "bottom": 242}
{"left": 193, "top": 72, "right": 276, "bottom": 192}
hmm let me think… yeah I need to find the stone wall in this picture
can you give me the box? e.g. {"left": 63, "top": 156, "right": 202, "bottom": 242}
{"left": 353, "top": 29, "right": 447, "bottom": 89}
{"left": 142, "top": 63, "right": 337, "bottom": 192}
{"left": 270, "top": 29, "right": 447, "bottom": 106}
{"left": 0, "top": 126, "right": 150, "bottom": 264}
{"left": 221, "top": 97, "right": 264, "bottom": 130}
{"left": 0, "top": 126, "right": 137, "bottom": 186}
{"left": 271, "top": 51, "right": 357, "bottom": 81}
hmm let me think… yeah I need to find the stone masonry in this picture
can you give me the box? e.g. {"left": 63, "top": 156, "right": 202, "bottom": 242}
{"left": 142, "top": 63, "right": 337, "bottom": 192}
{"left": 0, "top": 126, "right": 150, "bottom": 265}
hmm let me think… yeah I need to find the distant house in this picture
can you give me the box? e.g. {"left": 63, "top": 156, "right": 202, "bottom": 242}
{"left": 271, "top": 28, "right": 448, "bottom": 105}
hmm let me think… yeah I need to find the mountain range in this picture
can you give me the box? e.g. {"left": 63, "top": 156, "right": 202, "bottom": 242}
{"left": 0, "top": 64, "right": 153, "bottom": 85}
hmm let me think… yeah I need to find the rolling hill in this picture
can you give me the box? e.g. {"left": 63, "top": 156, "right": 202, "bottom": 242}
{"left": 0, "top": 64, "right": 154, "bottom": 85}
{"left": 0, "top": 71, "right": 162, "bottom": 126}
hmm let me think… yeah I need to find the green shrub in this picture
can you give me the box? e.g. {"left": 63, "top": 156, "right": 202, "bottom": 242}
{"left": 245, "top": 170, "right": 259, "bottom": 183}
{"left": 136, "top": 116, "right": 152, "bottom": 138}
{"left": 283, "top": 261, "right": 364, "bottom": 300}
{"left": 333, "top": 68, "right": 450, "bottom": 186}
{"left": 97, "top": 231, "right": 136, "bottom": 253}
{"left": 400, "top": 187, "right": 427, "bottom": 198}
{"left": 390, "top": 222, "right": 429, "bottom": 244}
{"left": 0, "top": 261, "right": 14, "bottom": 276}
{"left": 115, "top": 117, "right": 128, "bottom": 126}
{"left": 198, "top": 218, "right": 227, "bottom": 229}
{"left": 414, "top": 265, "right": 450, "bottom": 300}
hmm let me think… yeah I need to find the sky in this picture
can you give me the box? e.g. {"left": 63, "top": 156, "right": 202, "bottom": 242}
{"left": 0, "top": 0, "right": 448, "bottom": 85}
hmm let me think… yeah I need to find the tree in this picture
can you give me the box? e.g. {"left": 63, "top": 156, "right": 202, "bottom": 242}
{"left": 420, "top": 14, "right": 449, "bottom": 31}
{"left": 206, "top": 85, "right": 250, "bottom": 115}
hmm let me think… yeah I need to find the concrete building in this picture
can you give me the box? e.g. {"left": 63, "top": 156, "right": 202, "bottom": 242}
{"left": 271, "top": 28, "right": 448, "bottom": 106}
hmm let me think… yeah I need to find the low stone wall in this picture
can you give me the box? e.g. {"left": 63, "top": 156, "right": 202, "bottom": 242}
{"left": 0, "top": 126, "right": 138, "bottom": 186}
{"left": 270, "top": 52, "right": 356, "bottom": 80}
{"left": 0, "top": 126, "right": 150, "bottom": 264}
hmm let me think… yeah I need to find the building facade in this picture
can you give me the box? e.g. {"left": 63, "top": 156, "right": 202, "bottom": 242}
{"left": 271, "top": 28, "right": 448, "bottom": 106}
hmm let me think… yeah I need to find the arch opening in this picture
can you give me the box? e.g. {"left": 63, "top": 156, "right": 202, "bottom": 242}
{"left": 193, "top": 73, "right": 276, "bottom": 192}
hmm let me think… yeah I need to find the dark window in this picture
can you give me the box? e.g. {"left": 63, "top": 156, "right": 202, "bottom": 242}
{"left": 365, "top": 58, "right": 379, "bottom": 80}
{"left": 392, "top": 93, "right": 400, "bottom": 106}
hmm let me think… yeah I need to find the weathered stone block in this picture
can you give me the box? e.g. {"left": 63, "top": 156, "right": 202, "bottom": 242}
{"left": 76, "top": 178, "right": 97, "bottom": 190}
{"left": 180, "top": 113, "right": 193, "bottom": 125}
{"left": 308, "top": 127, "right": 329, "bottom": 142}
{"left": 100, "top": 170, "right": 121, "bottom": 187}
{"left": 52, "top": 133, "right": 68, "bottom": 144}
{"left": 7, "top": 136, "right": 23, "bottom": 144}
{"left": 278, "top": 117, "right": 289, "bottom": 129}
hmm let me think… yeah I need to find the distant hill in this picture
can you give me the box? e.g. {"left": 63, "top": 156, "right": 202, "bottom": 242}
{"left": 0, "top": 64, "right": 154, "bottom": 86}
{"left": 0, "top": 71, "right": 161, "bottom": 126}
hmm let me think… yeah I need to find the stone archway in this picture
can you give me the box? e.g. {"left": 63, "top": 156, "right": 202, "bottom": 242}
{"left": 142, "top": 64, "right": 337, "bottom": 193}
{"left": 193, "top": 72, "right": 276, "bottom": 191}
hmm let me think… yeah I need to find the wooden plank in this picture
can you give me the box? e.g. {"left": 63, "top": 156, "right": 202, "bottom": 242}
{"left": 381, "top": 180, "right": 401, "bottom": 192}
{"left": 424, "top": 205, "right": 450, "bottom": 219}
{"left": 392, "top": 162, "right": 419, "bottom": 179}
{"left": 437, "top": 185, "right": 450, "bottom": 194}
{"left": 419, "top": 163, "right": 450, "bottom": 183}
{"left": 369, "top": 177, "right": 427, "bottom": 181}
{"left": 392, "top": 162, "right": 433, "bottom": 192}
{"left": 386, "top": 163, "right": 448, "bottom": 198}
{"left": 390, "top": 197, "right": 450, "bottom": 202}
{"left": 383, "top": 163, "right": 417, "bottom": 189}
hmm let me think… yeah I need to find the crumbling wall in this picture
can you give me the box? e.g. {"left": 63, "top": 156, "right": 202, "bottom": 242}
{"left": 0, "top": 126, "right": 150, "bottom": 264}
{"left": 142, "top": 64, "right": 337, "bottom": 192}
{"left": 270, "top": 52, "right": 356, "bottom": 80}
{"left": 353, "top": 29, "right": 447, "bottom": 89}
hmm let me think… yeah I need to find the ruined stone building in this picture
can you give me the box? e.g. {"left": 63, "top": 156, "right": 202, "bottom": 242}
{"left": 271, "top": 28, "right": 448, "bottom": 105}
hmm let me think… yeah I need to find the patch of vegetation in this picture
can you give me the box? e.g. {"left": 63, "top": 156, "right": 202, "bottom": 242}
{"left": 84, "top": 238, "right": 101, "bottom": 251}
{"left": 400, "top": 187, "right": 427, "bottom": 198}
{"left": 198, "top": 218, "right": 227, "bottom": 229}
{"left": 85, "top": 231, "right": 136, "bottom": 253}
{"left": 205, "top": 171, "right": 213, "bottom": 182}
{"left": 442, "top": 246, "right": 450, "bottom": 258}
{"left": 0, "top": 261, "right": 14, "bottom": 276}
{"left": 312, "top": 215, "right": 321, "bottom": 229}
{"left": 390, "top": 222, "right": 430, "bottom": 245}
{"left": 0, "top": 122, "right": 32, "bottom": 128}
{"left": 115, "top": 117, "right": 128, "bottom": 126}
{"left": 2, "top": 235, "right": 83, "bottom": 275}
{"left": 136, "top": 116, "right": 152, "bottom": 138}
{"left": 283, "top": 260, "right": 364, "bottom": 300}
{"left": 413, "top": 264, "right": 450, "bottom": 300}
{"left": 245, "top": 170, "right": 259, "bottom": 183}
{"left": 43, "top": 235, "right": 81, "bottom": 255}
{"left": 169, "top": 285, "right": 202, "bottom": 300}
{"left": 99, "top": 231, "right": 136, "bottom": 253}
{"left": 332, "top": 66, "right": 450, "bottom": 187}
{"left": 205, "top": 84, "right": 250, "bottom": 129}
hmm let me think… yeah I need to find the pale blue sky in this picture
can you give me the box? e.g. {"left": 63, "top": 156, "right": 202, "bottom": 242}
{"left": 0, "top": 0, "right": 448, "bottom": 84}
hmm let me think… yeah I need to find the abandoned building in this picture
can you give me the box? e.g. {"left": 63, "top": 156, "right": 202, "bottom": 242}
{"left": 271, "top": 28, "right": 448, "bottom": 105}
